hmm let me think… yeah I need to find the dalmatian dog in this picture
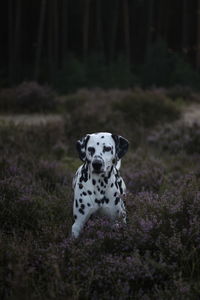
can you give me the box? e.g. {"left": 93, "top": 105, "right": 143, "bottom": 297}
{"left": 72, "top": 132, "right": 129, "bottom": 238}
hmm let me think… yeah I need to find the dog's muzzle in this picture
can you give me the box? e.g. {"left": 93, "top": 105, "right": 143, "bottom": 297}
{"left": 92, "top": 158, "right": 104, "bottom": 173}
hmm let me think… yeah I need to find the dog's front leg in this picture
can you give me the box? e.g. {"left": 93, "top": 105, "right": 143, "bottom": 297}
{"left": 72, "top": 220, "right": 83, "bottom": 238}
{"left": 72, "top": 206, "right": 94, "bottom": 238}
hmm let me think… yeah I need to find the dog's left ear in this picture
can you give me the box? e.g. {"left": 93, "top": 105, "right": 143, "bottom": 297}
{"left": 76, "top": 134, "right": 90, "bottom": 161}
{"left": 112, "top": 134, "right": 129, "bottom": 159}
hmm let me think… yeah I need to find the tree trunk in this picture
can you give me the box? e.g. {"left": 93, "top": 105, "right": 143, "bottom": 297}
{"left": 157, "top": 0, "right": 165, "bottom": 39}
{"left": 54, "top": 0, "right": 59, "bottom": 69}
{"left": 8, "top": 0, "right": 14, "bottom": 84}
{"left": 197, "top": 0, "right": 200, "bottom": 68}
{"left": 109, "top": 0, "right": 119, "bottom": 62}
{"left": 62, "top": 0, "right": 68, "bottom": 64}
{"left": 13, "top": 0, "right": 22, "bottom": 82}
{"left": 83, "top": 0, "right": 90, "bottom": 60}
{"left": 146, "top": 0, "right": 154, "bottom": 53}
{"left": 182, "top": 0, "right": 189, "bottom": 55}
{"left": 123, "top": 0, "right": 130, "bottom": 64}
{"left": 34, "top": 0, "right": 46, "bottom": 80}
{"left": 48, "top": 0, "right": 54, "bottom": 81}
{"left": 96, "top": 0, "right": 103, "bottom": 53}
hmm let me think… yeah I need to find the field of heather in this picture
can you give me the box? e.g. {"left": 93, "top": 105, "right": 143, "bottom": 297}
{"left": 0, "top": 85, "right": 200, "bottom": 299}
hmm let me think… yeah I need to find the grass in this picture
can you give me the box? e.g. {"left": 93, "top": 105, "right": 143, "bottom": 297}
{"left": 0, "top": 87, "right": 200, "bottom": 299}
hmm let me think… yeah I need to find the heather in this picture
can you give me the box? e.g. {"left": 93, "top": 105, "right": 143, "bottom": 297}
{"left": 1, "top": 88, "right": 200, "bottom": 299}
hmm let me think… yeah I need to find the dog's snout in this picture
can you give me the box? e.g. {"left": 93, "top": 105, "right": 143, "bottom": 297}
{"left": 92, "top": 159, "right": 103, "bottom": 171}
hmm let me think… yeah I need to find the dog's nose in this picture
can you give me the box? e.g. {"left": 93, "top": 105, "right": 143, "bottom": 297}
{"left": 92, "top": 160, "right": 103, "bottom": 172}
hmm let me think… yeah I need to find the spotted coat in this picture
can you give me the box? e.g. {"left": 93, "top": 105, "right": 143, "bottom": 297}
{"left": 72, "top": 132, "right": 129, "bottom": 238}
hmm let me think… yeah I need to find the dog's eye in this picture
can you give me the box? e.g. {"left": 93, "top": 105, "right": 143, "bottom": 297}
{"left": 103, "top": 146, "right": 111, "bottom": 152}
{"left": 88, "top": 147, "right": 95, "bottom": 156}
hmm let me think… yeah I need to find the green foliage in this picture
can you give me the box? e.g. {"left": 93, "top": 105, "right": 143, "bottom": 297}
{"left": 54, "top": 54, "right": 139, "bottom": 93}
{"left": 45, "top": 40, "right": 200, "bottom": 93}
{"left": 141, "top": 40, "right": 200, "bottom": 89}
{"left": 106, "top": 55, "right": 138, "bottom": 89}
{"left": 170, "top": 55, "right": 200, "bottom": 88}
{"left": 55, "top": 55, "right": 86, "bottom": 93}
{"left": 141, "top": 39, "right": 173, "bottom": 87}
{"left": 84, "top": 53, "right": 108, "bottom": 88}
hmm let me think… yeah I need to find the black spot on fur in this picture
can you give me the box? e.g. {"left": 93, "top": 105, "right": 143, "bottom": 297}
{"left": 103, "top": 146, "right": 112, "bottom": 153}
{"left": 92, "top": 179, "right": 96, "bottom": 185}
{"left": 87, "top": 190, "right": 92, "bottom": 195}
{"left": 74, "top": 215, "right": 77, "bottom": 219}
{"left": 104, "top": 178, "right": 108, "bottom": 184}
{"left": 88, "top": 147, "right": 95, "bottom": 156}
{"left": 115, "top": 197, "right": 120, "bottom": 205}
{"left": 87, "top": 203, "right": 91, "bottom": 207}
{"left": 114, "top": 192, "right": 117, "bottom": 197}
{"left": 79, "top": 198, "right": 83, "bottom": 203}
{"left": 101, "top": 136, "right": 104, "bottom": 138}
{"left": 79, "top": 208, "right": 84, "bottom": 215}
{"left": 79, "top": 183, "right": 83, "bottom": 189}
{"left": 83, "top": 191, "right": 87, "bottom": 196}
{"left": 75, "top": 200, "right": 78, "bottom": 208}
{"left": 80, "top": 164, "right": 88, "bottom": 183}
{"left": 107, "top": 166, "right": 113, "bottom": 179}
{"left": 118, "top": 180, "right": 123, "bottom": 194}
{"left": 105, "top": 197, "right": 109, "bottom": 203}
{"left": 102, "top": 196, "right": 109, "bottom": 204}
{"left": 111, "top": 183, "right": 114, "bottom": 188}
{"left": 95, "top": 199, "right": 101, "bottom": 205}
{"left": 81, "top": 204, "right": 85, "bottom": 209}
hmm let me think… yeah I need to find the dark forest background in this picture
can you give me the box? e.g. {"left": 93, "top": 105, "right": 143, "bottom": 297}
{"left": 1, "top": 2, "right": 200, "bottom": 299}
{"left": 1, "top": 0, "right": 200, "bottom": 92}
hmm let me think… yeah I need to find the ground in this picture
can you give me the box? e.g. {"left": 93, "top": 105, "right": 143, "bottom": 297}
{"left": 0, "top": 102, "right": 200, "bottom": 125}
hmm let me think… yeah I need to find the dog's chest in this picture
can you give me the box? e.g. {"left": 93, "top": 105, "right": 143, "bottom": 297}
{"left": 75, "top": 168, "right": 121, "bottom": 206}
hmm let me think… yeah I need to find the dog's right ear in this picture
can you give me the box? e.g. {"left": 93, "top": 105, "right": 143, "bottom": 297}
{"left": 76, "top": 134, "right": 90, "bottom": 161}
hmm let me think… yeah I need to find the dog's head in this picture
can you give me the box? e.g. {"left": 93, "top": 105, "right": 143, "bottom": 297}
{"left": 76, "top": 132, "right": 129, "bottom": 174}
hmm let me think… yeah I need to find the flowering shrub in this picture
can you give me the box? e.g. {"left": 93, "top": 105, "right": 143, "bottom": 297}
{"left": 123, "top": 151, "right": 165, "bottom": 193}
{"left": 113, "top": 88, "right": 180, "bottom": 128}
{"left": 63, "top": 88, "right": 181, "bottom": 151}
{"left": 166, "top": 85, "right": 196, "bottom": 101}
{"left": 0, "top": 121, "right": 65, "bottom": 158}
{"left": 148, "top": 122, "right": 200, "bottom": 154}
{"left": 0, "top": 81, "right": 57, "bottom": 113}
{"left": 0, "top": 92, "right": 200, "bottom": 299}
{"left": 0, "top": 156, "right": 71, "bottom": 234}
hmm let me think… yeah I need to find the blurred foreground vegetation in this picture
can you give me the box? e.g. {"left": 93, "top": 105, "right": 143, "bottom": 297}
{"left": 0, "top": 86, "right": 200, "bottom": 299}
